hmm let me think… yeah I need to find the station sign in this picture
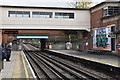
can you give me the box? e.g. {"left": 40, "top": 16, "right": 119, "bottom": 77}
{"left": 116, "top": 43, "right": 120, "bottom": 51}
{"left": 107, "top": 34, "right": 116, "bottom": 38}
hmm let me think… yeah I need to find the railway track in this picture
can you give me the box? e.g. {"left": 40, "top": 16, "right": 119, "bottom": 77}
{"left": 26, "top": 51, "right": 62, "bottom": 80}
{"left": 23, "top": 44, "right": 119, "bottom": 80}
{"left": 25, "top": 51, "right": 87, "bottom": 80}
{"left": 24, "top": 50, "right": 115, "bottom": 80}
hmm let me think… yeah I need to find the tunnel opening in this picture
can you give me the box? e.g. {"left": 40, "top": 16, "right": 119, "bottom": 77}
{"left": 16, "top": 36, "right": 49, "bottom": 51}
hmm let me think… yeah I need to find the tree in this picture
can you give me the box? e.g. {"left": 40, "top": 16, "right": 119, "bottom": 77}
{"left": 76, "top": 1, "right": 92, "bottom": 8}
{"left": 67, "top": 0, "right": 92, "bottom": 8}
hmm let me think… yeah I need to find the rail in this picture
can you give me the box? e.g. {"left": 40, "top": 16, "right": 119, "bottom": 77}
{"left": 23, "top": 44, "right": 120, "bottom": 80}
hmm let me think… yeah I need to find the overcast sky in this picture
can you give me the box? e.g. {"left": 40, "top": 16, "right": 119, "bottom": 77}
{"left": 0, "top": 0, "right": 106, "bottom": 7}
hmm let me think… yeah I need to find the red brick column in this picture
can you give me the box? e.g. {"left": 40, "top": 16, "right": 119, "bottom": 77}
{"left": 82, "top": 31, "right": 89, "bottom": 52}
{"left": 2, "top": 34, "right": 8, "bottom": 44}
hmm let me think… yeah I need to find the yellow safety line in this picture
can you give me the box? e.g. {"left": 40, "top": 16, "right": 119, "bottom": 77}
{"left": 76, "top": 56, "right": 118, "bottom": 67}
{"left": 21, "top": 54, "right": 30, "bottom": 80}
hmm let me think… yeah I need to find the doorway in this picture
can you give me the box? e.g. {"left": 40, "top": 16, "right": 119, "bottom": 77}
{"left": 111, "top": 38, "right": 115, "bottom": 51}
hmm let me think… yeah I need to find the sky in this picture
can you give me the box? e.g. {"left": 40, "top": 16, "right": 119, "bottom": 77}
{"left": 0, "top": 0, "right": 106, "bottom": 7}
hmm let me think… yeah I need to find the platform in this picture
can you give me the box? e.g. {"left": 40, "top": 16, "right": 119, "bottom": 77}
{"left": 49, "top": 50, "right": 120, "bottom": 68}
{"left": 0, "top": 51, "right": 36, "bottom": 79}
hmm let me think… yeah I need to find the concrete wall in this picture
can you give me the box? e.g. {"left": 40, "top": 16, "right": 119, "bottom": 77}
{"left": 0, "top": 7, "right": 2, "bottom": 28}
{"left": 0, "top": 30, "right": 2, "bottom": 45}
{"left": 0, "top": 7, "right": 2, "bottom": 45}
{"left": 1, "top": 6, "right": 90, "bottom": 31}
{"left": 51, "top": 43, "right": 66, "bottom": 50}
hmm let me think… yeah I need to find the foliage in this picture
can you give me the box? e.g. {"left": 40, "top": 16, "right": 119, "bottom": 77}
{"left": 67, "top": 1, "right": 92, "bottom": 8}
{"left": 76, "top": 1, "right": 92, "bottom": 8}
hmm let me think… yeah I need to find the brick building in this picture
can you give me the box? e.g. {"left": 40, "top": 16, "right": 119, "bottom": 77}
{"left": 90, "top": 1, "right": 120, "bottom": 55}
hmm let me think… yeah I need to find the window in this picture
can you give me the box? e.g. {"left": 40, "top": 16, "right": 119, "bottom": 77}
{"left": 32, "top": 12, "right": 52, "bottom": 18}
{"left": 8, "top": 11, "right": 16, "bottom": 17}
{"left": 55, "top": 12, "right": 74, "bottom": 19}
{"left": 103, "top": 6, "right": 120, "bottom": 17}
{"left": 8, "top": 11, "right": 30, "bottom": 18}
{"left": 16, "top": 11, "right": 22, "bottom": 18}
{"left": 22, "top": 12, "right": 30, "bottom": 18}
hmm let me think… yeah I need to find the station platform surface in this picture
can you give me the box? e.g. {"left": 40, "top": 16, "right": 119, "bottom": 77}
{"left": 49, "top": 50, "right": 120, "bottom": 68}
{"left": 0, "top": 51, "right": 36, "bottom": 79}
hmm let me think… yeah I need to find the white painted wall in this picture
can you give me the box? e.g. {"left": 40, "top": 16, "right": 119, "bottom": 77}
{"left": 0, "top": 7, "right": 2, "bottom": 29}
{"left": 0, "top": 30, "right": 2, "bottom": 45}
{"left": 1, "top": 6, "right": 90, "bottom": 31}
{"left": 0, "top": 7, "right": 2, "bottom": 45}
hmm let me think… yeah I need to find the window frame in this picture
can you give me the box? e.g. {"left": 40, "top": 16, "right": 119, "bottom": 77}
{"left": 8, "top": 11, "right": 30, "bottom": 18}
{"left": 55, "top": 12, "right": 74, "bottom": 19}
{"left": 103, "top": 6, "right": 120, "bottom": 17}
{"left": 32, "top": 12, "right": 53, "bottom": 18}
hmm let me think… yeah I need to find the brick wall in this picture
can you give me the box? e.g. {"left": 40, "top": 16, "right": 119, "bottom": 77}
{"left": 2, "top": 30, "right": 65, "bottom": 44}
{"left": 90, "top": 9, "right": 103, "bottom": 49}
{"left": 2, "top": 34, "right": 8, "bottom": 44}
{"left": 91, "top": 7, "right": 119, "bottom": 55}
{"left": 91, "top": 9, "right": 103, "bottom": 29}
{"left": 18, "top": 30, "right": 63, "bottom": 35}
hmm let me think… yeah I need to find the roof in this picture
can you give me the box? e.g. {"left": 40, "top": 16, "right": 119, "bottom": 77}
{"left": 90, "top": 1, "right": 120, "bottom": 10}
{"left": 1, "top": 1, "right": 120, "bottom": 11}
{"left": 0, "top": 5, "right": 89, "bottom": 10}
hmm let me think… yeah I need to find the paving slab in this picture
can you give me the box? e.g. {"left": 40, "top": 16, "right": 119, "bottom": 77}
{"left": 0, "top": 51, "right": 35, "bottom": 79}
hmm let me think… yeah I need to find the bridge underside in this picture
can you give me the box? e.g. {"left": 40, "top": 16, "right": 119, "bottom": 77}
{"left": 1, "top": 29, "right": 89, "bottom": 51}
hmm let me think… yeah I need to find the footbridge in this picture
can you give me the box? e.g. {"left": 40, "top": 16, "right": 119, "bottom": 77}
{"left": 0, "top": 5, "right": 90, "bottom": 31}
